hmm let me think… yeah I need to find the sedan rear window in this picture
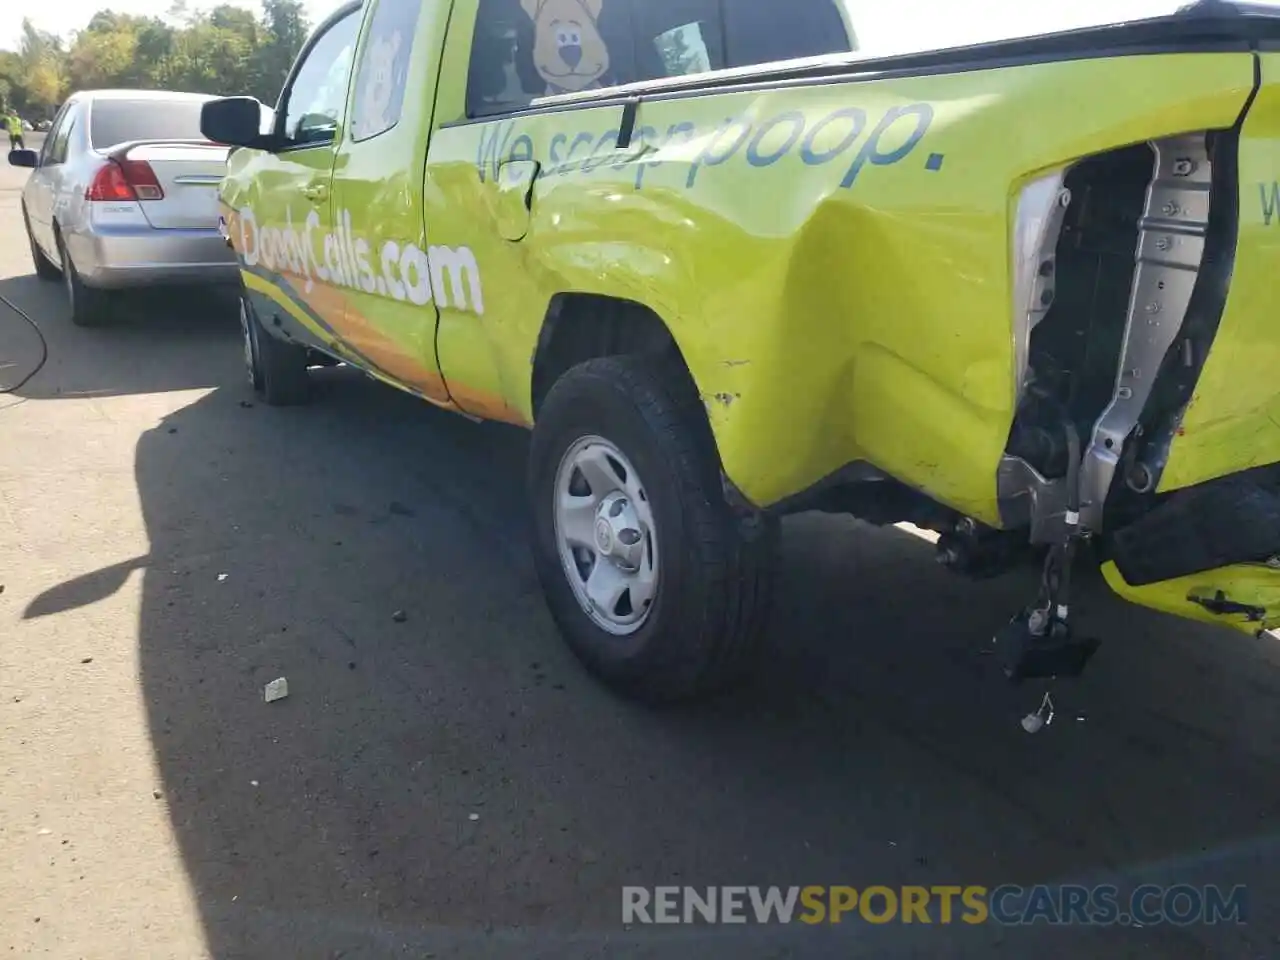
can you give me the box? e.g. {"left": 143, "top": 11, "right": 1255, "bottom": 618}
{"left": 89, "top": 99, "right": 208, "bottom": 150}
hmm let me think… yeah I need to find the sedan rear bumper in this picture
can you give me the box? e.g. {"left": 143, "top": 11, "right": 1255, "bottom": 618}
{"left": 65, "top": 225, "right": 239, "bottom": 290}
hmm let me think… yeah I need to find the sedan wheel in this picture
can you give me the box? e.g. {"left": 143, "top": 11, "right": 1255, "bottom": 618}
{"left": 56, "top": 232, "right": 108, "bottom": 327}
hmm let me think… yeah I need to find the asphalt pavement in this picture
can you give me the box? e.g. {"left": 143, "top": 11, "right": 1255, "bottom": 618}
{"left": 1, "top": 151, "right": 1278, "bottom": 960}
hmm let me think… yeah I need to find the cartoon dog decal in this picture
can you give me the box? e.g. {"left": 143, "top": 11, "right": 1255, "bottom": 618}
{"left": 355, "top": 31, "right": 401, "bottom": 138}
{"left": 520, "top": 0, "right": 610, "bottom": 95}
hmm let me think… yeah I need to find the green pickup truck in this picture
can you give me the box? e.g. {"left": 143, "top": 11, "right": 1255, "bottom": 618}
{"left": 203, "top": 0, "right": 1280, "bottom": 701}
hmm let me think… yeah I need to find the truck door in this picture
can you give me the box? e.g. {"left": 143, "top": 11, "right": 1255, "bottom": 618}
{"left": 326, "top": 0, "right": 451, "bottom": 405}
{"left": 421, "top": 0, "right": 862, "bottom": 425}
{"left": 422, "top": 0, "right": 638, "bottom": 425}
{"left": 237, "top": 6, "right": 361, "bottom": 352}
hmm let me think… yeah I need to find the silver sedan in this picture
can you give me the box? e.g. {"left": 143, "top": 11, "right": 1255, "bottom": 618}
{"left": 9, "top": 88, "right": 240, "bottom": 326}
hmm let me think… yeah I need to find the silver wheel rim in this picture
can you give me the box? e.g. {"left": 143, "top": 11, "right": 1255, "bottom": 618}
{"left": 553, "top": 435, "right": 659, "bottom": 636}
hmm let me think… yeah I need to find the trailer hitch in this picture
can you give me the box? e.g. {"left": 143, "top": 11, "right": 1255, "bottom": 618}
{"left": 994, "top": 418, "right": 1100, "bottom": 683}
{"left": 992, "top": 420, "right": 1103, "bottom": 739}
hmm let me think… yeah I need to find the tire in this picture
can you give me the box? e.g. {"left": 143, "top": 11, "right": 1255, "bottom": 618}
{"left": 56, "top": 230, "right": 110, "bottom": 327}
{"left": 528, "top": 354, "right": 777, "bottom": 703}
{"left": 23, "top": 207, "right": 59, "bottom": 281}
{"left": 240, "top": 293, "right": 310, "bottom": 406}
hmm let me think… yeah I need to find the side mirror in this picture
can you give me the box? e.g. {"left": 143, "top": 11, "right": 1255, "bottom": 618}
{"left": 202, "top": 96, "right": 273, "bottom": 150}
{"left": 8, "top": 149, "right": 38, "bottom": 168}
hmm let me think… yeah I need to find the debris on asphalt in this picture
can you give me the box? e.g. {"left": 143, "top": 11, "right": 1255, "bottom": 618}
{"left": 264, "top": 678, "right": 289, "bottom": 703}
{"left": 392, "top": 610, "right": 408, "bottom": 623}
{"left": 1021, "top": 692, "right": 1056, "bottom": 734}
{"left": 468, "top": 813, "right": 480, "bottom": 822}
{"left": 152, "top": 790, "right": 162, "bottom": 800}
{"left": 250, "top": 781, "right": 259, "bottom": 788}
{"left": 239, "top": 400, "right": 254, "bottom": 409}
{"left": 217, "top": 573, "right": 229, "bottom": 582}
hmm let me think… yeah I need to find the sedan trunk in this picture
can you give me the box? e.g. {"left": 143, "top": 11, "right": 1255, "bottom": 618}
{"left": 113, "top": 141, "right": 230, "bottom": 230}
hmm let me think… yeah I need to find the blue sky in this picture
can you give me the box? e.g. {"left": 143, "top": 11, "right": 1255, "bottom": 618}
{"left": 0, "top": 0, "right": 1227, "bottom": 57}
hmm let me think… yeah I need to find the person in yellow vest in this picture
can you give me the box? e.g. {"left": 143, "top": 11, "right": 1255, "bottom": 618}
{"left": 5, "top": 111, "right": 25, "bottom": 151}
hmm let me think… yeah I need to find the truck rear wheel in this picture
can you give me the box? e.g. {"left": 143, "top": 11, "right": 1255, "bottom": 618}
{"left": 240, "top": 293, "right": 310, "bottom": 406}
{"left": 528, "top": 355, "right": 776, "bottom": 702}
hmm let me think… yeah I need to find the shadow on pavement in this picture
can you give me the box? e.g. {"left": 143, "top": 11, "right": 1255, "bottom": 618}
{"left": 19, "top": 311, "right": 1280, "bottom": 959}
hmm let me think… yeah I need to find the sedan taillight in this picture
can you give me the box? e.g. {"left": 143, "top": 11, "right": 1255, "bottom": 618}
{"left": 86, "top": 158, "right": 164, "bottom": 202}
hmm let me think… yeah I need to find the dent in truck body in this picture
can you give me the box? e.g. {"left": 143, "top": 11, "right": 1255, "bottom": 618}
{"left": 430, "top": 51, "right": 1255, "bottom": 523}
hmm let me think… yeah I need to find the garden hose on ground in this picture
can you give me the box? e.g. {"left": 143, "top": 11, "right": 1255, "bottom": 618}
{"left": 0, "top": 289, "right": 48, "bottom": 394}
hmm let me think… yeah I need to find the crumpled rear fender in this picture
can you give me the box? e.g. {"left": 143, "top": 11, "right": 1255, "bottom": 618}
{"left": 1160, "top": 51, "right": 1280, "bottom": 493}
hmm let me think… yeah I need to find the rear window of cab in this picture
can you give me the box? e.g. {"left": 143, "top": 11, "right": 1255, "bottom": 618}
{"left": 464, "top": 0, "right": 1207, "bottom": 119}
{"left": 467, "top": 0, "right": 857, "bottom": 117}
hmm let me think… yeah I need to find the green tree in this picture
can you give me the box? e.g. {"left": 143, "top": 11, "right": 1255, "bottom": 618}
{"left": 19, "top": 18, "right": 63, "bottom": 64}
{"left": 2, "top": 2, "right": 312, "bottom": 114}
{"left": 166, "top": 19, "right": 254, "bottom": 94}
{"left": 133, "top": 18, "right": 178, "bottom": 86}
{"left": 0, "top": 51, "right": 24, "bottom": 113}
{"left": 210, "top": 5, "right": 260, "bottom": 39}
{"left": 17, "top": 18, "right": 67, "bottom": 113}
{"left": 254, "top": 0, "right": 309, "bottom": 103}
{"left": 69, "top": 26, "right": 140, "bottom": 91}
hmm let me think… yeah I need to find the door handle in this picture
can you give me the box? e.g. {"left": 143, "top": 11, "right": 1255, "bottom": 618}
{"left": 521, "top": 160, "right": 541, "bottom": 212}
{"left": 495, "top": 159, "right": 541, "bottom": 242}
{"left": 301, "top": 183, "right": 329, "bottom": 202}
